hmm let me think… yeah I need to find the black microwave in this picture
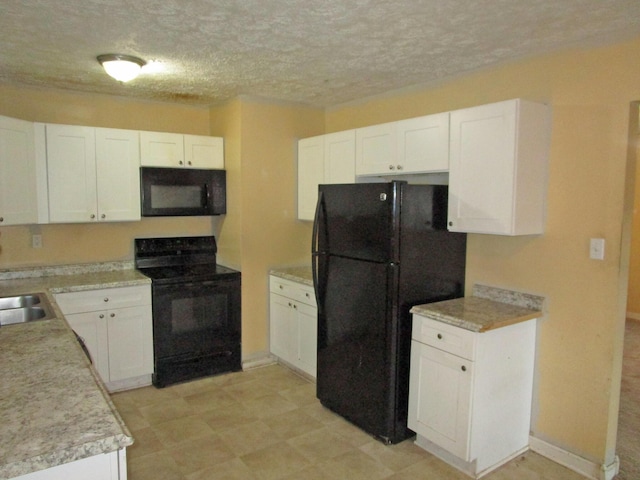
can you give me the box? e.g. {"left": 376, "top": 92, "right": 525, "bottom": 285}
{"left": 140, "top": 167, "right": 226, "bottom": 217}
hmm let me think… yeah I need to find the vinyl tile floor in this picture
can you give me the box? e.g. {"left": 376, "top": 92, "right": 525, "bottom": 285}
{"left": 111, "top": 364, "right": 586, "bottom": 480}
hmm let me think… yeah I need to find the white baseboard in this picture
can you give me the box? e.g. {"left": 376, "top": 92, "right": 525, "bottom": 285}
{"left": 529, "top": 436, "right": 619, "bottom": 480}
{"left": 625, "top": 311, "right": 640, "bottom": 321}
{"left": 242, "top": 353, "right": 277, "bottom": 370}
{"left": 106, "top": 374, "right": 152, "bottom": 393}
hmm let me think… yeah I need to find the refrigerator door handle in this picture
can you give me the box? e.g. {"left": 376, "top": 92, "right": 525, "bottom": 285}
{"left": 312, "top": 190, "right": 325, "bottom": 310}
{"left": 312, "top": 190, "right": 323, "bottom": 255}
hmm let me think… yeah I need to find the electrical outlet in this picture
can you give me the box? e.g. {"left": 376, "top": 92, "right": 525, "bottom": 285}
{"left": 32, "top": 234, "right": 42, "bottom": 249}
{"left": 590, "top": 238, "right": 605, "bottom": 260}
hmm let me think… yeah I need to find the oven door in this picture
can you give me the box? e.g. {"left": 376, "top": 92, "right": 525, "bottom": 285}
{"left": 151, "top": 276, "right": 241, "bottom": 385}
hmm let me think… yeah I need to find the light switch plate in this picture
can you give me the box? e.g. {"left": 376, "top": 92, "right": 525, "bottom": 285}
{"left": 590, "top": 238, "right": 605, "bottom": 260}
{"left": 32, "top": 234, "right": 42, "bottom": 249}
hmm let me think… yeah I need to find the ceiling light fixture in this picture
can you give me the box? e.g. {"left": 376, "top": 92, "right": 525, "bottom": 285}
{"left": 97, "top": 54, "right": 146, "bottom": 82}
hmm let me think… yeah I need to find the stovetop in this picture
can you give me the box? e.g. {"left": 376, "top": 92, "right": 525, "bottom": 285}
{"left": 134, "top": 235, "right": 240, "bottom": 284}
{"left": 139, "top": 263, "right": 240, "bottom": 282}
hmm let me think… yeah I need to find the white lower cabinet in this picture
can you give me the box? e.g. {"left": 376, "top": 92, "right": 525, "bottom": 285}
{"left": 54, "top": 285, "right": 153, "bottom": 391}
{"left": 269, "top": 275, "right": 317, "bottom": 378}
{"left": 408, "top": 314, "right": 537, "bottom": 478}
{"left": 12, "top": 449, "right": 127, "bottom": 480}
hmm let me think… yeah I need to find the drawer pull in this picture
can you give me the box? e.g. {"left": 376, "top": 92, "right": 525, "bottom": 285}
{"left": 461, "top": 365, "right": 467, "bottom": 372}
{"left": 437, "top": 333, "right": 443, "bottom": 339}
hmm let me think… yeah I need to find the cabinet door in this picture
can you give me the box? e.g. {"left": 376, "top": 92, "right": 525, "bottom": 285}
{"left": 448, "top": 99, "right": 550, "bottom": 235}
{"left": 0, "top": 115, "right": 37, "bottom": 225}
{"left": 324, "top": 130, "right": 355, "bottom": 184}
{"left": 46, "top": 124, "right": 97, "bottom": 223}
{"left": 65, "top": 311, "right": 110, "bottom": 382}
{"left": 269, "top": 293, "right": 296, "bottom": 364}
{"left": 296, "top": 301, "right": 317, "bottom": 378}
{"left": 355, "top": 122, "right": 396, "bottom": 176}
{"left": 140, "top": 131, "right": 184, "bottom": 167}
{"left": 95, "top": 127, "right": 141, "bottom": 222}
{"left": 397, "top": 113, "right": 449, "bottom": 173}
{"left": 107, "top": 305, "right": 153, "bottom": 382}
{"left": 408, "top": 341, "right": 473, "bottom": 460}
{"left": 184, "top": 134, "right": 224, "bottom": 169}
{"left": 297, "top": 135, "right": 324, "bottom": 221}
{"left": 12, "top": 449, "right": 123, "bottom": 480}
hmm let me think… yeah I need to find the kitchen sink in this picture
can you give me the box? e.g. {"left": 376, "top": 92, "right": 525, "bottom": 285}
{"left": 0, "top": 293, "right": 55, "bottom": 326}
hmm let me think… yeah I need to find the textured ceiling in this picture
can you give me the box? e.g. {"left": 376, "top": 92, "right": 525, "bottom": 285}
{"left": 0, "top": 0, "right": 639, "bottom": 107}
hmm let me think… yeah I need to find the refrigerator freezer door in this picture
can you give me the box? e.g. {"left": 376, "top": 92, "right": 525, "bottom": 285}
{"left": 316, "top": 182, "right": 398, "bottom": 263}
{"left": 316, "top": 255, "right": 402, "bottom": 442}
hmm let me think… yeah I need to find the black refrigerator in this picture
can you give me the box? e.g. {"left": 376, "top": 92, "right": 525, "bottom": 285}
{"left": 312, "top": 181, "right": 466, "bottom": 444}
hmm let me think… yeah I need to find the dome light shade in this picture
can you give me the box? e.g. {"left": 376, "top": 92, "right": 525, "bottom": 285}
{"left": 97, "top": 54, "right": 146, "bottom": 82}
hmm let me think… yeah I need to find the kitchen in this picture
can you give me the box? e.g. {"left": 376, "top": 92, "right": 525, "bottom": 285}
{"left": 1, "top": 2, "right": 640, "bottom": 480}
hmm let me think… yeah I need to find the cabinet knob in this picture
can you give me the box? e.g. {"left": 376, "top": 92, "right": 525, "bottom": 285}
{"left": 448, "top": 221, "right": 453, "bottom": 227}
{"left": 305, "top": 293, "right": 310, "bottom": 298}
{"left": 0, "top": 217, "right": 3, "bottom": 222}
{"left": 397, "top": 165, "right": 403, "bottom": 170}
{"left": 388, "top": 165, "right": 395, "bottom": 170}
{"left": 288, "top": 302, "right": 293, "bottom": 307}
{"left": 179, "top": 160, "right": 183, "bottom": 165}
{"left": 104, "top": 297, "right": 109, "bottom": 302}
{"left": 437, "top": 333, "right": 442, "bottom": 339}
{"left": 101, "top": 214, "right": 106, "bottom": 219}
{"left": 293, "top": 304, "right": 298, "bottom": 309}
{"left": 461, "top": 365, "right": 467, "bottom": 372}
{"left": 110, "top": 313, "right": 115, "bottom": 318}
{"left": 90, "top": 214, "right": 96, "bottom": 219}
{"left": 187, "top": 161, "right": 192, "bottom": 166}
{"left": 99, "top": 314, "right": 104, "bottom": 319}
{"left": 279, "top": 285, "right": 284, "bottom": 289}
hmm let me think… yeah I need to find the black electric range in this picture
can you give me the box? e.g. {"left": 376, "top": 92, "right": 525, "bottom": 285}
{"left": 135, "top": 236, "right": 242, "bottom": 387}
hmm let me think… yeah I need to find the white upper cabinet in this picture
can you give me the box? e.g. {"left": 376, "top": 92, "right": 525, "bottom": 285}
{"left": 46, "top": 124, "right": 140, "bottom": 223}
{"left": 324, "top": 130, "right": 356, "bottom": 184}
{"left": 356, "top": 112, "right": 450, "bottom": 176}
{"left": 448, "top": 99, "right": 551, "bottom": 235}
{"left": 95, "top": 128, "right": 141, "bottom": 221}
{"left": 355, "top": 122, "right": 396, "bottom": 176}
{"left": 297, "top": 130, "right": 356, "bottom": 221}
{"left": 297, "top": 135, "right": 324, "bottom": 221}
{"left": 184, "top": 134, "right": 224, "bottom": 169}
{"left": 396, "top": 113, "right": 449, "bottom": 173}
{"left": 140, "top": 131, "right": 224, "bottom": 169}
{"left": 0, "top": 115, "right": 38, "bottom": 225}
{"left": 46, "top": 124, "right": 98, "bottom": 223}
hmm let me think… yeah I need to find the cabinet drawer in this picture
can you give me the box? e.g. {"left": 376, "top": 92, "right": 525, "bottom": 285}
{"left": 412, "top": 314, "right": 476, "bottom": 360}
{"left": 55, "top": 285, "right": 151, "bottom": 314}
{"left": 269, "top": 276, "right": 316, "bottom": 307}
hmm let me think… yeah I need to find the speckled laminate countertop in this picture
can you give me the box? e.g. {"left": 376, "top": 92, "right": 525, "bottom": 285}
{"left": 0, "top": 262, "right": 148, "bottom": 479}
{"left": 411, "top": 284, "right": 545, "bottom": 333}
{"left": 269, "top": 266, "right": 313, "bottom": 287}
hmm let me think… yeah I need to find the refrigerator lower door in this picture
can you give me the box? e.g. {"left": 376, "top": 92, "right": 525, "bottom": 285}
{"left": 317, "top": 255, "right": 403, "bottom": 443}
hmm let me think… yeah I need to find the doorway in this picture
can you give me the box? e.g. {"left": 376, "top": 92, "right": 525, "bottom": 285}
{"left": 619, "top": 101, "right": 640, "bottom": 480}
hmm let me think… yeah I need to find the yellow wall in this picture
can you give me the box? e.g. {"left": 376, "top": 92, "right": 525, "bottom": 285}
{"left": 325, "top": 37, "right": 640, "bottom": 466}
{"left": 210, "top": 97, "right": 324, "bottom": 359}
